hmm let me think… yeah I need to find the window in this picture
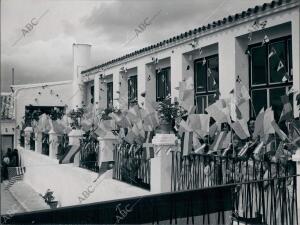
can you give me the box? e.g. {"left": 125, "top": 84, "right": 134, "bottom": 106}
{"left": 250, "top": 36, "right": 293, "bottom": 121}
{"left": 156, "top": 67, "right": 171, "bottom": 101}
{"left": 90, "top": 86, "right": 94, "bottom": 104}
{"left": 194, "top": 55, "right": 219, "bottom": 113}
{"left": 107, "top": 82, "right": 113, "bottom": 109}
{"left": 128, "top": 75, "right": 138, "bottom": 107}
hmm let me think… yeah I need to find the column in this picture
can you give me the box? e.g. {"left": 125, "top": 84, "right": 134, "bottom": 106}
{"left": 24, "top": 127, "right": 33, "bottom": 151}
{"left": 68, "top": 129, "right": 84, "bottom": 166}
{"left": 35, "top": 131, "right": 43, "bottom": 154}
{"left": 219, "top": 36, "right": 236, "bottom": 99}
{"left": 113, "top": 69, "right": 120, "bottom": 108}
{"left": 145, "top": 63, "right": 156, "bottom": 106}
{"left": 97, "top": 132, "right": 118, "bottom": 179}
{"left": 49, "top": 129, "right": 59, "bottom": 159}
{"left": 292, "top": 8, "right": 300, "bottom": 118}
{"left": 292, "top": 151, "right": 300, "bottom": 222}
{"left": 94, "top": 74, "right": 100, "bottom": 109}
{"left": 171, "top": 53, "right": 184, "bottom": 101}
{"left": 137, "top": 62, "right": 146, "bottom": 106}
{"left": 151, "top": 133, "right": 180, "bottom": 193}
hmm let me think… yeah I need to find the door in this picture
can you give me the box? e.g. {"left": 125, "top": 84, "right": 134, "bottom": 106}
{"left": 1, "top": 135, "right": 14, "bottom": 155}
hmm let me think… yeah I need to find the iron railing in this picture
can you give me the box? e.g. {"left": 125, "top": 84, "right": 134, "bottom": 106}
{"left": 56, "top": 134, "right": 70, "bottom": 161}
{"left": 30, "top": 132, "right": 35, "bottom": 151}
{"left": 42, "top": 132, "right": 49, "bottom": 155}
{"left": 171, "top": 151, "right": 296, "bottom": 192}
{"left": 79, "top": 135, "right": 99, "bottom": 172}
{"left": 113, "top": 142, "right": 150, "bottom": 190}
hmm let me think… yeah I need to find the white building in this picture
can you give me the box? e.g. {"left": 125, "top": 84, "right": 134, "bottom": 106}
{"left": 77, "top": 0, "right": 299, "bottom": 124}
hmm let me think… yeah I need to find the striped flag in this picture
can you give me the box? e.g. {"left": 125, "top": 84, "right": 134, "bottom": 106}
{"left": 142, "top": 131, "right": 154, "bottom": 160}
{"left": 5, "top": 166, "right": 26, "bottom": 190}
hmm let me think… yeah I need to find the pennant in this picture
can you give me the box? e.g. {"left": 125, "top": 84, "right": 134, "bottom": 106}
{"left": 209, "top": 123, "right": 218, "bottom": 138}
{"left": 245, "top": 48, "right": 251, "bottom": 56}
{"left": 187, "top": 114, "right": 210, "bottom": 134}
{"left": 202, "top": 58, "right": 206, "bottom": 65}
{"left": 192, "top": 132, "right": 201, "bottom": 149}
{"left": 230, "top": 119, "right": 250, "bottom": 140}
{"left": 222, "top": 144, "right": 232, "bottom": 156}
{"left": 194, "top": 143, "right": 206, "bottom": 154}
{"left": 279, "top": 95, "right": 293, "bottom": 123}
{"left": 237, "top": 142, "right": 249, "bottom": 157}
{"left": 210, "top": 131, "right": 228, "bottom": 152}
{"left": 178, "top": 120, "right": 192, "bottom": 138}
{"left": 263, "top": 107, "right": 275, "bottom": 136}
{"left": 277, "top": 60, "right": 284, "bottom": 72}
{"left": 205, "top": 100, "right": 228, "bottom": 124}
{"left": 271, "top": 120, "right": 288, "bottom": 141}
{"left": 126, "top": 105, "right": 142, "bottom": 123}
{"left": 181, "top": 132, "right": 193, "bottom": 156}
{"left": 287, "top": 86, "right": 296, "bottom": 95}
{"left": 253, "top": 108, "right": 264, "bottom": 139}
{"left": 180, "top": 89, "right": 194, "bottom": 111}
{"left": 268, "top": 47, "right": 276, "bottom": 58}
{"left": 221, "top": 131, "right": 232, "bottom": 149}
{"left": 262, "top": 35, "right": 269, "bottom": 46}
{"left": 253, "top": 141, "right": 264, "bottom": 155}
{"left": 124, "top": 130, "right": 136, "bottom": 144}
{"left": 207, "top": 68, "right": 212, "bottom": 76}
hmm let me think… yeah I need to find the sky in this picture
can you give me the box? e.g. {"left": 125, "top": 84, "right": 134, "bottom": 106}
{"left": 1, "top": 0, "right": 272, "bottom": 92}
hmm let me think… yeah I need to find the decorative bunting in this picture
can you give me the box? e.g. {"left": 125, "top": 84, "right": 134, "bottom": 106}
{"left": 277, "top": 60, "right": 284, "bottom": 72}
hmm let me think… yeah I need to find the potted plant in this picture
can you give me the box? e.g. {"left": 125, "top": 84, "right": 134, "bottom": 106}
{"left": 156, "top": 96, "right": 186, "bottom": 133}
{"left": 40, "top": 189, "right": 58, "bottom": 209}
{"left": 67, "top": 107, "right": 85, "bottom": 130}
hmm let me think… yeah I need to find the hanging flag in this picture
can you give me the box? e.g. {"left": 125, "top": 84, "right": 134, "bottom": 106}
{"left": 261, "top": 35, "right": 269, "bottom": 46}
{"left": 253, "top": 141, "right": 264, "bottom": 154}
{"left": 268, "top": 47, "right": 276, "bottom": 58}
{"left": 237, "top": 142, "right": 249, "bottom": 157}
{"left": 181, "top": 132, "right": 193, "bottom": 156}
{"left": 202, "top": 58, "right": 206, "bottom": 65}
{"left": 277, "top": 60, "right": 284, "bottom": 72}
{"left": 192, "top": 132, "right": 201, "bottom": 149}
{"left": 178, "top": 120, "right": 192, "bottom": 138}
{"left": 142, "top": 131, "right": 154, "bottom": 160}
{"left": 263, "top": 107, "right": 275, "bottom": 136}
{"left": 221, "top": 131, "right": 232, "bottom": 149}
{"left": 230, "top": 119, "right": 250, "bottom": 140}
{"left": 271, "top": 120, "right": 288, "bottom": 141}
{"left": 207, "top": 68, "right": 212, "bottom": 76}
{"left": 279, "top": 95, "right": 293, "bottom": 124}
{"left": 124, "top": 130, "right": 136, "bottom": 144}
{"left": 194, "top": 143, "right": 206, "bottom": 154}
{"left": 205, "top": 100, "right": 229, "bottom": 124}
{"left": 210, "top": 131, "right": 228, "bottom": 152}
{"left": 253, "top": 108, "right": 264, "bottom": 139}
{"left": 187, "top": 114, "right": 210, "bottom": 135}
{"left": 282, "top": 72, "right": 290, "bottom": 82}
{"left": 209, "top": 123, "right": 218, "bottom": 138}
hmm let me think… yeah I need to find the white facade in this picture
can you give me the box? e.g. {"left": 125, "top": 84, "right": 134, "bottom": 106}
{"left": 81, "top": 1, "right": 300, "bottom": 119}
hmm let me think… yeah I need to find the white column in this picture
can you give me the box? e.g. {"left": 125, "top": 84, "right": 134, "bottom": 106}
{"left": 119, "top": 71, "right": 128, "bottom": 110}
{"left": 292, "top": 8, "right": 300, "bottom": 118}
{"left": 219, "top": 36, "right": 236, "bottom": 99}
{"left": 113, "top": 69, "right": 121, "bottom": 108}
{"left": 24, "top": 127, "right": 33, "bottom": 151}
{"left": 68, "top": 129, "right": 83, "bottom": 146}
{"left": 137, "top": 61, "right": 147, "bottom": 106}
{"left": 97, "top": 132, "right": 118, "bottom": 179}
{"left": 145, "top": 63, "right": 156, "bottom": 105}
{"left": 151, "top": 134, "right": 180, "bottom": 193}
{"left": 35, "top": 131, "right": 43, "bottom": 154}
{"left": 94, "top": 74, "right": 100, "bottom": 109}
{"left": 49, "top": 129, "right": 59, "bottom": 159}
{"left": 292, "top": 151, "right": 300, "bottom": 222}
{"left": 171, "top": 53, "right": 184, "bottom": 100}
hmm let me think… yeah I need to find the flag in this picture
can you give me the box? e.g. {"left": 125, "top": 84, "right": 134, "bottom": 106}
{"left": 205, "top": 100, "right": 228, "bottom": 124}
{"left": 194, "top": 143, "right": 206, "bottom": 154}
{"left": 221, "top": 131, "right": 232, "bottom": 149}
{"left": 210, "top": 131, "right": 228, "bottom": 152}
{"left": 209, "top": 123, "right": 218, "bottom": 138}
{"left": 271, "top": 120, "right": 288, "bottom": 141}
{"left": 180, "top": 89, "right": 194, "bottom": 111}
{"left": 187, "top": 114, "right": 210, "bottom": 134}
{"left": 253, "top": 141, "right": 264, "bottom": 155}
{"left": 178, "top": 120, "right": 192, "bottom": 138}
{"left": 5, "top": 166, "right": 26, "bottom": 190}
{"left": 230, "top": 119, "right": 250, "bottom": 140}
{"left": 181, "top": 132, "right": 193, "bottom": 156}
{"left": 268, "top": 47, "right": 276, "bottom": 58}
{"left": 253, "top": 108, "right": 264, "bottom": 139}
{"left": 192, "top": 132, "right": 201, "bottom": 149}
{"left": 126, "top": 105, "right": 142, "bottom": 123}
{"left": 124, "top": 130, "right": 136, "bottom": 144}
{"left": 279, "top": 95, "right": 293, "bottom": 123}
{"left": 238, "top": 142, "right": 249, "bottom": 157}
{"left": 262, "top": 35, "right": 269, "bottom": 46}
{"left": 263, "top": 107, "right": 275, "bottom": 136}
{"left": 143, "top": 112, "right": 159, "bottom": 131}
{"left": 277, "top": 60, "right": 284, "bottom": 72}
{"left": 142, "top": 131, "right": 154, "bottom": 159}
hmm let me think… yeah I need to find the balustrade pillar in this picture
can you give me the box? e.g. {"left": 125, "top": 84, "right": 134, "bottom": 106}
{"left": 49, "top": 129, "right": 59, "bottom": 159}
{"left": 68, "top": 129, "right": 84, "bottom": 166}
{"left": 292, "top": 150, "right": 300, "bottom": 221}
{"left": 151, "top": 134, "right": 180, "bottom": 193}
{"left": 35, "top": 131, "right": 43, "bottom": 154}
{"left": 24, "top": 127, "right": 33, "bottom": 151}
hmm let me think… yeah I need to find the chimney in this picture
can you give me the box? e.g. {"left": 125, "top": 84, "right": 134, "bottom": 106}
{"left": 72, "top": 43, "right": 91, "bottom": 109}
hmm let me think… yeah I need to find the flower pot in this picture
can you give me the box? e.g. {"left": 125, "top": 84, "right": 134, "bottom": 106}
{"left": 157, "top": 121, "right": 173, "bottom": 134}
{"left": 48, "top": 201, "right": 58, "bottom": 209}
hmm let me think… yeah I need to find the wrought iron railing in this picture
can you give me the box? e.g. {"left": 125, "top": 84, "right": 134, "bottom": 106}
{"left": 231, "top": 175, "right": 298, "bottom": 225}
{"left": 171, "top": 151, "right": 296, "bottom": 192}
{"left": 19, "top": 130, "right": 25, "bottom": 147}
{"left": 42, "top": 132, "right": 49, "bottom": 155}
{"left": 57, "top": 134, "right": 70, "bottom": 160}
{"left": 79, "top": 135, "right": 99, "bottom": 172}
{"left": 30, "top": 132, "right": 35, "bottom": 151}
{"left": 113, "top": 142, "right": 150, "bottom": 190}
